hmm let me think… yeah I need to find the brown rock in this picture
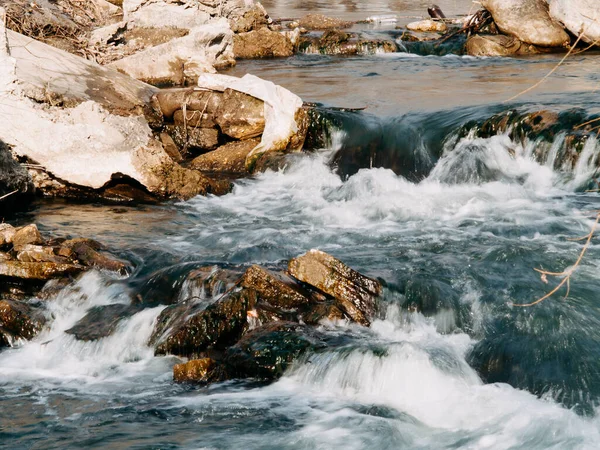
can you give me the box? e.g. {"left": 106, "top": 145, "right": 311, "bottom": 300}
{"left": 288, "top": 250, "right": 382, "bottom": 326}
{"left": 0, "top": 299, "right": 46, "bottom": 347}
{"left": 0, "top": 260, "right": 83, "bottom": 280}
{"left": 153, "top": 89, "right": 223, "bottom": 120}
{"left": 0, "top": 252, "right": 10, "bottom": 261}
{"left": 12, "top": 224, "right": 44, "bottom": 251}
{"left": 466, "top": 34, "right": 549, "bottom": 57}
{"left": 159, "top": 132, "right": 183, "bottom": 162}
{"left": 298, "top": 14, "right": 353, "bottom": 30}
{"left": 62, "top": 239, "right": 128, "bottom": 274}
{"left": 16, "top": 245, "right": 68, "bottom": 264}
{"left": 230, "top": 4, "right": 270, "bottom": 33}
{"left": 173, "top": 109, "right": 216, "bottom": 128}
{"left": 185, "top": 266, "right": 242, "bottom": 298}
{"left": 173, "top": 358, "right": 220, "bottom": 383}
{"left": 233, "top": 27, "right": 294, "bottom": 59}
{"left": 406, "top": 19, "right": 447, "bottom": 32}
{"left": 303, "top": 303, "right": 346, "bottom": 324}
{"left": 215, "top": 89, "right": 265, "bottom": 140}
{"left": 241, "top": 265, "right": 312, "bottom": 310}
{"left": 153, "top": 289, "right": 257, "bottom": 357}
{"left": 190, "top": 139, "right": 259, "bottom": 174}
{"left": 0, "top": 224, "right": 16, "bottom": 248}
{"left": 165, "top": 125, "right": 220, "bottom": 153}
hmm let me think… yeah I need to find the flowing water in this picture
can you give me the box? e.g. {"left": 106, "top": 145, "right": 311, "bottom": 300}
{"left": 4, "top": 1, "right": 600, "bottom": 448}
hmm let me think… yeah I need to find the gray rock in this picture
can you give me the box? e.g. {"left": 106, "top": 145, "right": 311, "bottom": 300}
{"left": 481, "top": 0, "right": 570, "bottom": 47}
{"left": 549, "top": 0, "right": 600, "bottom": 45}
{"left": 466, "top": 34, "right": 550, "bottom": 56}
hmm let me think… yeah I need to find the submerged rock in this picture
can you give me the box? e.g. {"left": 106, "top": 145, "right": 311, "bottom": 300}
{"left": 66, "top": 304, "right": 139, "bottom": 341}
{"left": 299, "top": 31, "right": 397, "bottom": 56}
{"left": 288, "top": 250, "right": 382, "bottom": 326}
{"left": 481, "top": 0, "right": 570, "bottom": 47}
{"left": 549, "top": 0, "right": 600, "bottom": 45}
{"left": 0, "top": 299, "right": 46, "bottom": 347}
{"left": 173, "top": 357, "right": 222, "bottom": 383}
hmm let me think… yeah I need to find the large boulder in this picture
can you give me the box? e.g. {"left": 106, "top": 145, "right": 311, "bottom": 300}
{"left": 109, "top": 21, "right": 235, "bottom": 86}
{"left": 288, "top": 250, "right": 382, "bottom": 326}
{"left": 65, "top": 304, "right": 139, "bottom": 341}
{"left": 0, "top": 140, "right": 34, "bottom": 213}
{"left": 549, "top": 0, "right": 600, "bottom": 45}
{"left": 190, "top": 139, "right": 260, "bottom": 174}
{"left": 241, "top": 265, "right": 313, "bottom": 310}
{"left": 215, "top": 89, "right": 266, "bottom": 139}
{"left": 481, "top": 0, "right": 570, "bottom": 47}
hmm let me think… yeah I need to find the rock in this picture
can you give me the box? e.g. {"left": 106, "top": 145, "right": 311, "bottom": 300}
{"left": 173, "top": 110, "right": 216, "bottom": 129}
{"left": 66, "top": 304, "right": 139, "bottom": 341}
{"left": 0, "top": 260, "right": 83, "bottom": 280}
{"left": 153, "top": 289, "right": 256, "bottom": 357}
{"left": 298, "top": 14, "right": 353, "bottom": 30}
{"left": 16, "top": 245, "right": 68, "bottom": 264}
{"left": 233, "top": 27, "right": 294, "bottom": 59}
{"left": 466, "top": 34, "right": 549, "bottom": 56}
{"left": 241, "top": 265, "right": 313, "bottom": 310}
{"left": 190, "top": 139, "right": 259, "bottom": 174}
{"left": 549, "top": 0, "right": 600, "bottom": 45}
{"left": 299, "top": 33, "right": 397, "bottom": 56}
{"left": 159, "top": 132, "right": 183, "bottom": 162}
{"left": 154, "top": 88, "right": 223, "bottom": 120}
{"left": 303, "top": 303, "right": 346, "bottom": 324}
{"left": 61, "top": 238, "right": 129, "bottom": 274}
{"left": 230, "top": 3, "right": 270, "bottom": 33}
{"left": 288, "top": 250, "right": 382, "bottom": 326}
{"left": 399, "top": 31, "right": 443, "bottom": 42}
{"left": 184, "top": 266, "right": 242, "bottom": 299}
{"left": 428, "top": 5, "right": 446, "bottom": 20}
{"left": 0, "top": 140, "right": 34, "bottom": 212}
{"left": 122, "top": 0, "right": 211, "bottom": 29}
{"left": 215, "top": 89, "right": 266, "bottom": 140}
{"left": 173, "top": 358, "right": 221, "bottom": 383}
{"left": 109, "top": 21, "right": 235, "bottom": 86}
{"left": 0, "top": 223, "right": 16, "bottom": 248}
{"left": 223, "top": 322, "right": 322, "bottom": 380}
{"left": 0, "top": 299, "right": 45, "bottom": 347}
{"left": 481, "top": 0, "right": 570, "bottom": 47}
{"left": 12, "top": 224, "right": 44, "bottom": 251}
{"left": 165, "top": 125, "right": 220, "bottom": 154}
{"left": 406, "top": 20, "right": 447, "bottom": 33}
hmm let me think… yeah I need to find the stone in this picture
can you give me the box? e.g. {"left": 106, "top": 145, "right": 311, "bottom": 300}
{"left": 12, "top": 224, "right": 44, "bottom": 251}
{"left": 233, "top": 27, "right": 294, "bottom": 59}
{"left": 16, "top": 245, "right": 68, "bottom": 264}
{"left": 154, "top": 88, "right": 223, "bottom": 120}
{"left": 481, "top": 0, "right": 570, "bottom": 47}
{"left": 241, "top": 265, "right": 313, "bottom": 310}
{"left": 66, "top": 304, "right": 139, "bottom": 341}
{"left": 109, "top": 21, "right": 236, "bottom": 86}
{"left": 303, "top": 303, "right": 346, "bottom": 325}
{"left": 466, "top": 34, "right": 549, "bottom": 57}
{"left": 0, "top": 140, "right": 34, "bottom": 212}
{"left": 549, "top": 0, "right": 600, "bottom": 45}
{"left": 173, "top": 110, "right": 216, "bottom": 129}
{"left": 215, "top": 89, "right": 265, "bottom": 140}
{"left": 0, "top": 299, "right": 45, "bottom": 347}
{"left": 165, "top": 125, "right": 220, "bottom": 153}
{"left": 61, "top": 238, "right": 128, "bottom": 274}
{"left": 230, "top": 4, "right": 270, "bottom": 33}
{"left": 184, "top": 266, "right": 243, "bottom": 299}
{"left": 299, "top": 34, "right": 397, "bottom": 56}
{"left": 297, "top": 14, "right": 353, "bottom": 31}
{"left": 173, "top": 358, "right": 220, "bottom": 383}
{"left": 406, "top": 20, "right": 447, "bottom": 33}
{"left": 0, "top": 260, "right": 83, "bottom": 280}
{"left": 153, "top": 289, "right": 256, "bottom": 357}
{"left": 288, "top": 250, "right": 382, "bottom": 326}
{"left": 0, "top": 223, "right": 16, "bottom": 248}
{"left": 190, "top": 139, "right": 259, "bottom": 174}
{"left": 159, "top": 132, "right": 183, "bottom": 162}
{"left": 223, "top": 322, "right": 322, "bottom": 380}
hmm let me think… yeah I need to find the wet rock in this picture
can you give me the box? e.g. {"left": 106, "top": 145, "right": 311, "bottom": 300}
{"left": 0, "top": 224, "right": 16, "bottom": 248}
{"left": 428, "top": 5, "right": 446, "bottom": 20}
{"left": 406, "top": 20, "right": 447, "bottom": 33}
{"left": 299, "top": 33, "right": 397, "bottom": 56}
{"left": 233, "top": 27, "right": 294, "bottom": 59}
{"left": 399, "top": 31, "right": 443, "bottom": 42}
{"left": 184, "top": 266, "right": 242, "bottom": 299}
{"left": 0, "top": 260, "right": 83, "bottom": 280}
{"left": 0, "top": 140, "right": 34, "bottom": 213}
{"left": 0, "top": 299, "right": 45, "bottom": 347}
{"left": 16, "top": 245, "right": 68, "bottom": 264}
{"left": 153, "top": 289, "right": 256, "bottom": 357}
{"left": 109, "top": 21, "right": 235, "bottom": 86}
{"left": 215, "top": 89, "right": 265, "bottom": 140}
{"left": 165, "top": 125, "right": 220, "bottom": 154}
{"left": 303, "top": 303, "right": 346, "bottom": 325}
{"left": 481, "top": 0, "right": 570, "bottom": 47}
{"left": 66, "top": 304, "right": 140, "bottom": 341}
{"left": 466, "top": 34, "right": 549, "bottom": 57}
{"left": 190, "top": 138, "right": 260, "bottom": 174}
{"left": 173, "top": 358, "right": 223, "bottom": 383}
{"left": 223, "top": 322, "right": 322, "bottom": 380}
{"left": 550, "top": 0, "right": 600, "bottom": 45}
{"left": 61, "top": 238, "right": 128, "bottom": 274}
{"left": 297, "top": 14, "right": 353, "bottom": 31}
{"left": 12, "top": 225, "right": 44, "bottom": 251}
{"left": 230, "top": 3, "right": 270, "bottom": 33}
{"left": 241, "top": 265, "right": 313, "bottom": 311}
{"left": 288, "top": 250, "right": 382, "bottom": 326}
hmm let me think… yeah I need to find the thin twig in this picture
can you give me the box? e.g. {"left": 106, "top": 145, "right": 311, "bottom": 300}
{"left": 0, "top": 189, "right": 19, "bottom": 201}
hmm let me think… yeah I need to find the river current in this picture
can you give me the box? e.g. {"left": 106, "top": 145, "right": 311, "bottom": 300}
{"left": 3, "top": 1, "right": 600, "bottom": 449}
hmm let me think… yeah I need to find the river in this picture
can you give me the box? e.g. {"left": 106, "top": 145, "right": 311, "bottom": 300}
{"left": 2, "top": 1, "right": 600, "bottom": 448}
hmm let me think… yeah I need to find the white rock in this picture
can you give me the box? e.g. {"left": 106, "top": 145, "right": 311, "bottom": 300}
{"left": 109, "top": 20, "right": 235, "bottom": 84}
{"left": 549, "top": 0, "right": 600, "bottom": 44}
